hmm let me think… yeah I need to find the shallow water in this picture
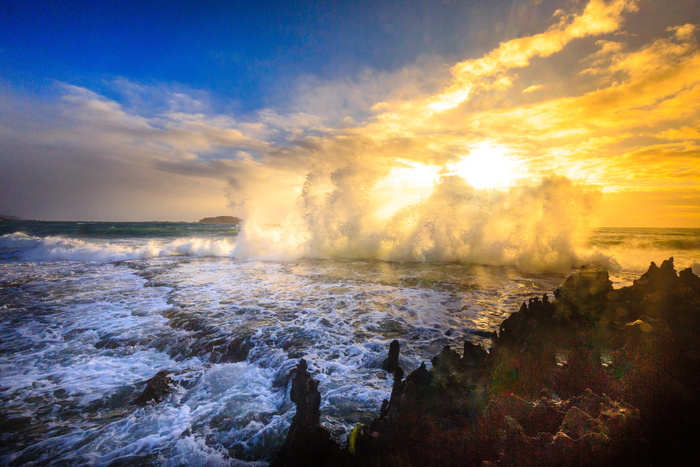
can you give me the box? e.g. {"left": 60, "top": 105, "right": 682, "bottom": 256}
{"left": 1, "top": 222, "right": 698, "bottom": 465}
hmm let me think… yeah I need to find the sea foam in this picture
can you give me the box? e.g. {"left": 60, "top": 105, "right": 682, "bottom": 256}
{"left": 233, "top": 175, "right": 601, "bottom": 273}
{"left": 0, "top": 233, "right": 237, "bottom": 262}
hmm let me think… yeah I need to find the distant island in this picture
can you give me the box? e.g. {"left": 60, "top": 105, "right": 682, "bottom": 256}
{"left": 197, "top": 216, "right": 242, "bottom": 224}
{"left": 0, "top": 214, "right": 22, "bottom": 221}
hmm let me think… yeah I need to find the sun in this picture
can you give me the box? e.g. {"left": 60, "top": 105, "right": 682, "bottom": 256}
{"left": 449, "top": 143, "right": 520, "bottom": 189}
{"left": 371, "top": 147, "right": 521, "bottom": 221}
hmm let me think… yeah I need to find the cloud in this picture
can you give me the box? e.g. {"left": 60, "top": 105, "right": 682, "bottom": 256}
{"left": 669, "top": 24, "right": 697, "bottom": 42}
{"left": 0, "top": 82, "right": 281, "bottom": 220}
{"left": 1, "top": 0, "right": 697, "bottom": 229}
{"left": 522, "top": 84, "right": 544, "bottom": 93}
{"left": 441, "top": 21, "right": 700, "bottom": 187}
{"left": 420, "top": 0, "right": 638, "bottom": 114}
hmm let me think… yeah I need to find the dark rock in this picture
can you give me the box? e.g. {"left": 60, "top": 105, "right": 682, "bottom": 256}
{"left": 0, "top": 414, "right": 32, "bottom": 433}
{"left": 560, "top": 405, "right": 604, "bottom": 439}
{"left": 633, "top": 257, "right": 678, "bottom": 293}
{"left": 481, "top": 393, "right": 564, "bottom": 438}
{"left": 381, "top": 340, "right": 401, "bottom": 374}
{"left": 270, "top": 359, "right": 345, "bottom": 467}
{"left": 555, "top": 267, "right": 613, "bottom": 322}
{"left": 679, "top": 267, "right": 700, "bottom": 293}
{"left": 269, "top": 259, "right": 700, "bottom": 467}
{"left": 479, "top": 390, "right": 644, "bottom": 467}
{"left": 461, "top": 341, "right": 488, "bottom": 368}
{"left": 494, "top": 294, "right": 558, "bottom": 350}
{"left": 198, "top": 216, "right": 242, "bottom": 224}
{"left": 289, "top": 359, "right": 321, "bottom": 426}
{"left": 133, "top": 370, "right": 175, "bottom": 406}
{"left": 431, "top": 345, "right": 461, "bottom": 372}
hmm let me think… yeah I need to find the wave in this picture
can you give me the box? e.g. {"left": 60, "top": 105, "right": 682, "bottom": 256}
{"left": 0, "top": 233, "right": 237, "bottom": 262}
{"left": 234, "top": 175, "right": 602, "bottom": 273}
{"left": 588, "top": 234, "right": 700, "bottom": 251}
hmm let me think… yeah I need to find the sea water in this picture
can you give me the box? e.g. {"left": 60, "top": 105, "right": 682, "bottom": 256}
{"left": 1, "top": 220, "right": 699, "bottom": 465}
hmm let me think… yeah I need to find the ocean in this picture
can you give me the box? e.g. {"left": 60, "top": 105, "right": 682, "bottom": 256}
{"left": 1, "top": 220, "right": 699, "bottom": 465}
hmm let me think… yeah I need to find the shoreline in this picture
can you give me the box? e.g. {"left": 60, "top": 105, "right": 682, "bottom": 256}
{"left": 272, "top": 258, "right": 700, "bottom": 466}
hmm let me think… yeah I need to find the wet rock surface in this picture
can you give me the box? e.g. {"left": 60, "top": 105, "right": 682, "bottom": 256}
{"left": 381, "top": 339, "right": 401, "bottom": 374}
{"left": 273, "top": 259, "right": 700, "bottom": 466}
{"left": 270, "top": 359, "right": 345, "bottom": 467}
{"left": 133, "top": 370, "right": 175, "bottom": 406}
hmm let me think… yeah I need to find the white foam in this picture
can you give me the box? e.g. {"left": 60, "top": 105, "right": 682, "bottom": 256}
{"left": 233, "top": 175, "right": 599, "bottom": 273}
{"left": 40, "top": 362, "right": 286, "bottom": 465}
{"left": 0, "top": 232, "right": 237, "bottom": 262}
{"left": 9, "top": 243, "right": 685, "bottom": 463}
{"left": 582, "top": 247, "right": 700, "bottom": 276}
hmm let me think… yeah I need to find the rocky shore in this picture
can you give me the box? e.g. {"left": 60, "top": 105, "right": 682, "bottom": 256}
{"left": 198, "top": 216, "right": 242, "bottom": 224}
{"left": 271, "top": 259, "right": 700, "bottom": 466}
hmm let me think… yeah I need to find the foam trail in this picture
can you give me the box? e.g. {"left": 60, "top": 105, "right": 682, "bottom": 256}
{"left": 0, "top": 233, "right": 237, "bottom": 262}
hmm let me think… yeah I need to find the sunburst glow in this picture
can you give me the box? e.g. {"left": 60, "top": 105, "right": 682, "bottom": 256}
{"left": 373, "top": 160, "right": 442, "bottom": 220}
{"left": 450, "top": 143, "right": 520, "bottom": 189}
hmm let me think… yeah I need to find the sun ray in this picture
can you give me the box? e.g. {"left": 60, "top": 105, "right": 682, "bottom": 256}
{"left": 449, "top": 143, "right": 521, "bottom": 189}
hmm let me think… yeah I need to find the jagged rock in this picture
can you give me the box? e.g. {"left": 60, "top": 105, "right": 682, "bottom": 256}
{"left": 480, "top": 389, "right": 645, "bottom": 466}
{"left": 554, "top": 267, "right": 613, "bottom": 322}
{"left": 381, "top": 339, "right": 401, "bottom": 374}
{"left": 680, "top": 267, "right": 700, "bottom": 293}
{"left": 481, "top": 393, "right": 564, "bottom": 438}
{"left": 270, "top": 260, "right": 700, "bottom": 466}
{"left": 431, "top": 345, "right": 461, "bottom": 371}
{"left": 560, "top": 406, "right": 604, "bottom": 439}
{"left": 494, "top": 294, "right": 557, "bottom": 349}
{"left": 289, "top": 359, "right": 321, "bottom": 426}
{"left": 633, "top": 257, "right": 678, "bottom": 292}
{"left": 133, "top": 370, "right": 175, "bottom": 406}
{"left": 462, "top": 341, "right": 488, "bottom": 368}
{"left": 270, "top": 359, "right": 345, "bottom": 467}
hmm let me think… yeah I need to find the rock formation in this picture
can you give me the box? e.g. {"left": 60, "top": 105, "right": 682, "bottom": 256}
{"left": 133, "top": 370, "right": 175, "bottom": 406}
{"left": 272, "top": 259, "right": 700, "bottom": 466}
{"left": 270, "top": 359, "right": 345, "bottom": 467}
{"left": 197, "top": 216, "right": 242, "bottom": 224}
{"left": 381, "top": 339, "right": 401, "bottom": 374}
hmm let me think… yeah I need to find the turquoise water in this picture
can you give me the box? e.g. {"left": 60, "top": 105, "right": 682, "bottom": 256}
{"left": 0, "top": 220, "right": 240, "bottom": 240}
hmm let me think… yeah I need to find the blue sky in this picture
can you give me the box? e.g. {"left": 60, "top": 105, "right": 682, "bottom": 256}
{"left": 2, "top": 0, "right": 527, "bottom": 111}
{"left": 3, "top": 0, "right": 595, "bottom": 115}
{"left": 1, "top": 1, "right": 699, "bottom": 227}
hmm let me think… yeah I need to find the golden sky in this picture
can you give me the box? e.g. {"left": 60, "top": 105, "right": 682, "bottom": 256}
{"left": 1, "top": 0, "right": 698, "bottom": 227}
{"left": 337, "top": 0, "right": 700, "bottom": 228}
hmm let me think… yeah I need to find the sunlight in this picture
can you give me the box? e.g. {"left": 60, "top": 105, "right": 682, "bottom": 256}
{"left": 382, "top": 159, "right": 443, "bottom": 188}
{"left": 450, "top": 143, "right": 520, "bottom": 189}
{"left": 427, "top": 86, "right": 473, "bottom": 113}
{"left": 373, "top": 160, "right": 442, "bottom": 219}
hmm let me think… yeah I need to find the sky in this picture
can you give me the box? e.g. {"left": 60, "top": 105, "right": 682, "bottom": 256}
{"left": 1, "top": 0, "right": 699, "bottom": 227}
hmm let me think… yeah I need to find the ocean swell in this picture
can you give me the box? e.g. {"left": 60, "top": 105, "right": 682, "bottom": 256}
{"left": 0, "top": 233, "right": 237, "bottom": 262}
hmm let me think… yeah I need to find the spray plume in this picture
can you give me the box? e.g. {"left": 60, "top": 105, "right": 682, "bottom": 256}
{"left": 231, "top": 141, "right": 600, "bottom": 273}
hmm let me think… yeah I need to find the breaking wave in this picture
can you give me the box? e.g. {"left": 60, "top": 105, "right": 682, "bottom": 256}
{"left": 0, "top": 233, "right": 237, "bottom": 262}
{"left": 233, "top": 173, "right": 603, "bottom": 273}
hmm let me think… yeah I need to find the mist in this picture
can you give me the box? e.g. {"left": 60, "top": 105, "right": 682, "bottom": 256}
{"left": 231, "top": 145, "right": 601, "bottom": 273}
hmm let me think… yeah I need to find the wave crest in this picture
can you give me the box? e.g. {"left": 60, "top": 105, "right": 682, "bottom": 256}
{"left": 0, "top": 233, "right": 237, "bottom": 262}
{"left": 233, "top": 173, "right": 601, "bottom": 273}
